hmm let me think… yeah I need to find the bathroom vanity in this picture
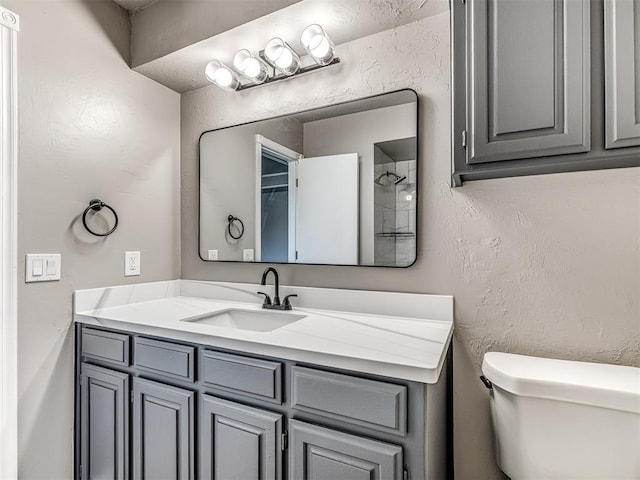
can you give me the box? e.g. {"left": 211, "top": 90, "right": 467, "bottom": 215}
{"left": 73, "top": 280, "right": 453, "bottom": 480}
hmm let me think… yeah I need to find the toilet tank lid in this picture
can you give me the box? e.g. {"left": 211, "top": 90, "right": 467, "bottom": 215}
{"left": 482, "top": 352, "right": 640, "bottom": 414}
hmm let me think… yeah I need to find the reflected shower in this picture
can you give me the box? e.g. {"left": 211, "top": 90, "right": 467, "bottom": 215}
{"left": 375, "top": 171, "right": 407, "bottom": 186}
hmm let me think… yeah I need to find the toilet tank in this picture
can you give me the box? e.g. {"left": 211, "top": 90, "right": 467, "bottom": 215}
{"left": 482, "top": 352, "right": 640, "bottom": 480}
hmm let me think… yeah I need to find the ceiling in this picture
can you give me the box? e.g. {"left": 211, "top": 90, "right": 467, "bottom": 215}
{"left": 112, "top": 0, "right": 159, "bottom": 13}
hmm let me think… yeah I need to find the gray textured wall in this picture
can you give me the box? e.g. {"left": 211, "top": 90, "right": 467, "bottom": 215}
{"left": 5, "top": 1, "right": 181, "bottom": 477}
{"left": 181, "top": 12, "right": 640, "bottom": 479}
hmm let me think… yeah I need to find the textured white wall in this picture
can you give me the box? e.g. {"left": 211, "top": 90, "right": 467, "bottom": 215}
{"left": 4, "top": 1, "right": 181, "bottom": 478}
{"left": 181, "top": 11, "right": 640, "bottom": 479}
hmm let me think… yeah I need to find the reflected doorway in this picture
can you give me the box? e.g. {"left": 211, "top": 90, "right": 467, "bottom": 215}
{"left": 255, "top": 135, "right": 301, "bottom": 263}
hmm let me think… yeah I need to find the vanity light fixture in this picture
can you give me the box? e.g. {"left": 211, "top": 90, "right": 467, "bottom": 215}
{"left": 300, "top": 24, "right": 335, "bottom": 65}
{"left": 205, "top": 24, "right": 340, "bottom": 92}
{"left": 204, "top": 60, "right": 240, "bottom": 91}
{"left": 263, "top": 38, "right": 301, "bottom": 75}
{"left": 233, "top": 49, "right": 269, "bottom": 84}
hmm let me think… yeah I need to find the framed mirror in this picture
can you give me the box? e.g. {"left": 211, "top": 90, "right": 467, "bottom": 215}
{"left": 199, "top": 89, "right": 418, "bottom": 267}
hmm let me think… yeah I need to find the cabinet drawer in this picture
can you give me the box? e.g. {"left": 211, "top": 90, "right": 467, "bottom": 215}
{"left": 200, "top": 350, "right": 282, "bottom": 404}
{"left": 291, "top": 366, "right": 407, "bottom": 436}
{"left": 133, "top": 337, "right": 195, "bottom": 383}
{"left": 81, "top": 327, "right": 130, "bottom": 366}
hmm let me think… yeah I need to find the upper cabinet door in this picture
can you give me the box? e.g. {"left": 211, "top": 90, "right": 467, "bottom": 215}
{"left": 467, "top": 0, "right": 591, "bottom": 164}
{"left": 604, "top": 0, "right": 640, "bottom": 148}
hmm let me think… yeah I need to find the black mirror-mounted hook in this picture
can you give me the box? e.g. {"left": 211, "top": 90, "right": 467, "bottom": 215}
{"left": 82, "top": 199, "right": 118, "bottom": 237}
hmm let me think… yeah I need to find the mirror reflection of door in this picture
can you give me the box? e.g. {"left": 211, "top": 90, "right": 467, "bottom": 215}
{"left": 255, "top": 135, "right": 301, "bottom": 263}
{"left": 296, "top": 153, "right": 359, "bottom": 265}
{"left": 256, "top": 135, "right": 359, "bottom": 265}
{"left": 260, "top": 150, "right": 291, "bottom": 262}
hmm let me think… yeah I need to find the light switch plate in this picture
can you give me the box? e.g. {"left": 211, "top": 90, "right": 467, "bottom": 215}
{"left": 242, "top": 249, "right": 254, "bottom": 262}
{"left": 125, "top": 251, "right": 140, "bottom": 276}
{"left": 26, "top": 254, "right": 61, "bottom": 282}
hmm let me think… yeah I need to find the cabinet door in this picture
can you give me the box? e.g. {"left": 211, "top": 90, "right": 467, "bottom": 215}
{"left": 133, "top": 377, "right": 194, "bottom": 479}
{"left": 289, "top": 420, "right": 403, "bottom": 480}
{"left": 467, "top": 0, "right": 590, "bottom": 163}
{"left": 199, "top": 394, "right": 283, "bottom": 480}
{"left": 80, "top": 363, "right": 129, "bottom": 480}
{"left": 605, "top": 0, "right": 640, "bottom": 148}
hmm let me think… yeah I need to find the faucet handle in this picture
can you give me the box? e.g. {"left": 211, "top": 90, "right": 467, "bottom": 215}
{"left": 257, "top": 291, "right": 272, "bottom": 306}
{"left": 282, "top": 294, "right": 298, "bottom": 310}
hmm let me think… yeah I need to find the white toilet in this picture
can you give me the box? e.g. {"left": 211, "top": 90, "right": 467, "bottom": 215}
{"left": 482, "top": 352, "right": 640, "bottom": 479}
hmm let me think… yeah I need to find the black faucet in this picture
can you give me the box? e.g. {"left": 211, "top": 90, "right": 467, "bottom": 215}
{"left": 257, "top": 267, "right": 297, "bottom": 310}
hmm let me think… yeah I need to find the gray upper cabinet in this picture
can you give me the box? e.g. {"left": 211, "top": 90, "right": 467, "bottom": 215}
{"left": 467, "top": 0, "right": 590, "bottom": 164}
{"left": 289, "top": 420, "right": 404, "bottom": 480}
{"left": 452, "top": 0, "right": 640, "bottom": 185}
{"left": 199, "top": 394, "right": 283, "bottom": 480}
{"left": 605, "top": 0, "right": 640, "bottom": 148}
{"left": 80, "top": 363, "right": 129, "bottom": 480}
{"left": 133, "top": 377, "right": 195, "bottom": 480}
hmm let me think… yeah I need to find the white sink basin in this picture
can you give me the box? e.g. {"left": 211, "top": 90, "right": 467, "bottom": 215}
{"left": 181, "top": 308, "right": 306, "bottom": 332}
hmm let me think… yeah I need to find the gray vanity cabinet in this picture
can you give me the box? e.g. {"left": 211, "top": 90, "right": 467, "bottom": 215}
{"left": 604, "top": 0, "right": 640, "bottom": 148}
{"left": 199, "top": 394, "right": 283, "bottom": 480}
{"left": 132, "top": 377, "right": 195, "bottom": 480}
{"left": 76, "top": 324, "right": 450, "bottom": 480}
{"left": 289, "top": 420, "right": 404, "bottom": 480}
{"left": 79, "top": 363, "right": 129, "bottom": 480}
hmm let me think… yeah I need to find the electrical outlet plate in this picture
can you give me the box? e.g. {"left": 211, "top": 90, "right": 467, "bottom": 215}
{"left": 125, "top": 251, "right": 140, "bottom": 276}
{"left": 207, "top": 249, "right": 219, "bottom": 261}
{"left": 242, "top": 249, "right": 254, "bottom": 262}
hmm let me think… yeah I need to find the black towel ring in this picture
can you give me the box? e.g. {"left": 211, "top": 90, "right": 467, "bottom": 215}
{"left": 227, "top": 215, "right": 244, "bottom": 240}
{"left": 82, "top": 199, "right": 119, "bottom": 237}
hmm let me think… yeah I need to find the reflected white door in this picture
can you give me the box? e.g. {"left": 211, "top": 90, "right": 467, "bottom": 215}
{"left": 295, "top": 153, "right": 359, "bottom": 264}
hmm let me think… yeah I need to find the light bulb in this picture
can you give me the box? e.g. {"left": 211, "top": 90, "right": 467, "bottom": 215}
{"left": 233, "top": 49, "right": 269, "bottom": 84}
{"left": 301, "top": 24, "right": 335, "bottom": 65}
{"left": 205, "top": 60, "right": 240, "bottom": 91}
{"left": 264, "top": 38, "right": 300, "bottom": 75}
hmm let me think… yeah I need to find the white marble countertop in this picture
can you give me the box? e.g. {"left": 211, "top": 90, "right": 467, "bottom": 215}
{"left": 74, "top": 280, "right": 454, "bottom": 384}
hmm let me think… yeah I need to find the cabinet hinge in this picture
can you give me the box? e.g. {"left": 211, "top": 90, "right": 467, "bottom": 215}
{"left": 461, "top": 130, "right": 467, "bottom": 148}
{"left": 281, "top": 432, "right": 288, "bottom": 451}
{"left": 130, "top": 390, "right": 134, "bottom": 403}
{"left": 403, "top": 468, "right": 409, "bottom": 480}
{"left": 295, "top": 251, "right": 298, "bottom": 260}
{"left": 295, "top": 178, "right": 299, "bottom": 187}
